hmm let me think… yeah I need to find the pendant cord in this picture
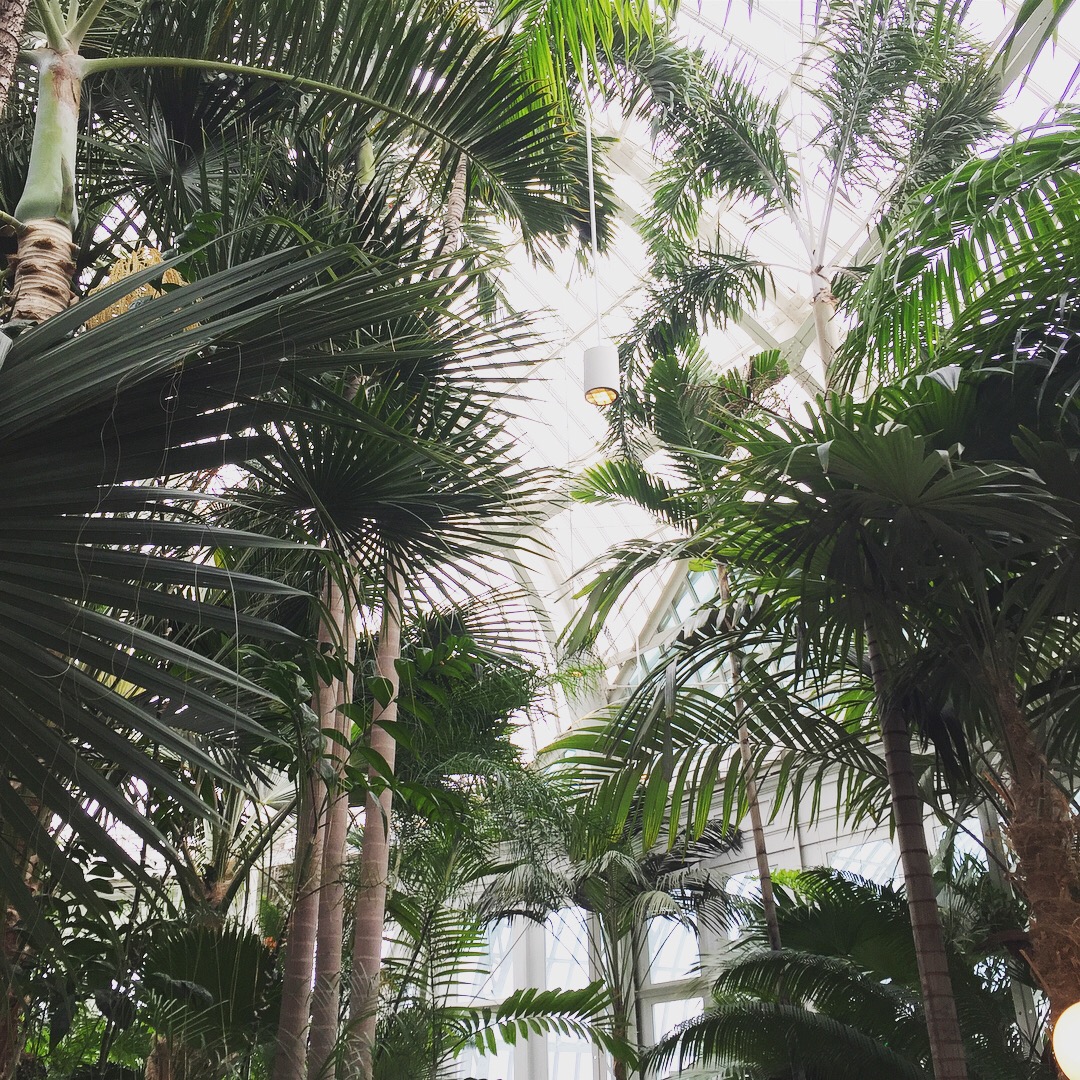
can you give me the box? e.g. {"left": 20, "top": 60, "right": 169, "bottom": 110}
{"left": 583, "top": 47, "right": 603, "bottom": 346}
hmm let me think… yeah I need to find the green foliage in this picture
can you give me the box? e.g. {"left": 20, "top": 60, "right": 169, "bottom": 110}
{"left": 388, "top": 634, "right": 540, "bottom": 793}
{"left": 836, "top": 110, "right": 1080, "bottom": 390}
{"left": 141, "top": 923, "right": 280, "bottom": 1052}
{"left": 451, "top": 982, "right": 630, "bottom": 1060}
{"left": 649, "top": 868, "right": 1047, "bottom": 1080}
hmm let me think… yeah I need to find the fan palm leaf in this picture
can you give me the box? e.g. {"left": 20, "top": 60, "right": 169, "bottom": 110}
{"left": 0, "top": 238, "right": 519, "bottom": 910}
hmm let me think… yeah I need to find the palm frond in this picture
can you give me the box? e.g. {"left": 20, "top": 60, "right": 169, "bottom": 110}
{"left": 446, "top": 981, "right": 630, "bottom": 1062}
{"left": 836, "top": 112, "right": 1080, "bottom": 388}
{"left": 647, "top": 59, "right": 794, "bottom": 239}
{"left": 647, "top": 999, "right": 929, "bottom": 1080}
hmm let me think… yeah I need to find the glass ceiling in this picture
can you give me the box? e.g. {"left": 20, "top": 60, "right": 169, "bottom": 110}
{"left": 504, "top": 0, "right": 1080, "bottom": 745}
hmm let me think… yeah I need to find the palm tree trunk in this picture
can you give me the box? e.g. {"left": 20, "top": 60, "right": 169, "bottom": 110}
{"left": 0, "top": 0, "right": 28, "bottom": 117}
{"left": 609, "top": 921, "right": 633, "bottom": 1080}
{"left": 443, "top": 155, "right": 468, "bottom": 251}
{"left": 866, "top": 626, "right": 968, "bottom": 1080}
{"left": 345, "top": 574, "right": 402, "bottom": 1080}
{"left": 273, "top": 580, "right": 347, "bottom": 1080}
{"left": 718, "top": 565, "right": 782, "bottom": 952}
{"left": 308, "top": 580, "right": 355, "bottom": 1080}
{"left": 810, "top": 264, "right": 838, "bottom": 384}
{"left": 990, "top": 672, "right": 1080, "bottom": 1025}
{"left": 273, "top": 733, "right": 326, "bottom": 1080}
{"left": 736, "top": 715, "right": 782, "bottom": 952}
{"left": 6, "top": 47, "right": 79, "bottom": 324}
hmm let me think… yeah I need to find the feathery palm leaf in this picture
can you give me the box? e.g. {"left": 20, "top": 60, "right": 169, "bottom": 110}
{"left": 836, "top": 111, "right": 1080, "bottom": 388}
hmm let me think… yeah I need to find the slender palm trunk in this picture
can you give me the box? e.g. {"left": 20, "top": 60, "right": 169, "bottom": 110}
{"left": 308, "top": 583, "right": 355, "bottom": 1080}
{"left": 346, "top": 575, "right": 402, "bottom": 1080}
{"left": 736, "top": 715, "right": 782, "bottom": 952}
{"left": 718, "top": 566, "right": 782, "bottom": 951}
{"left": 866, "top": 627, "right": 968, "bottom": 1080}
{"left": 989, "top": 672, "right": 1080, "bottom": 1025}
{"left": 274, "top": 579, "right": 348, "bottom": 1080}
{"left": 810, "top": 264, "right": 838, "bottom": 385}
{"left": 607, "top": 911, "right": 636, "bottom": 1080}
{"left": 442, "top": 155, "right": 468, "bottom": 251}
{"left": 274, "top": 730, "right": 326, "bottom": 1080}
{"left": 0, "top": 0, "right": 29, "bottom": 117}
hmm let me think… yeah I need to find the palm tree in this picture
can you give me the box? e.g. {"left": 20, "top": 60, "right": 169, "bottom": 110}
{"left": 359, "top": 626, "right": 624, "bottom": 1079}
{"left": 0, "top": 0, "right": 604, "bottom": 997}
{"left": 826, "top": 110, "right": 1080, "bottom": 1025}
{"left": 610, "top": 0, "right": 1008, "bottom": 407}
{"left": 1, "top": 0, "right": 586, "bottom": 314}
{"left": 650, "top": 867, "right": 1045, "bottom": 1080}
{"left": 567, "top": 368, "right": 1078, "bottom": 1079}
{"left": 229, "top": 373, "right": 552, "bottom": 1079}
{"left": 476, "top": 787, "right": 744, "bottom": 1080}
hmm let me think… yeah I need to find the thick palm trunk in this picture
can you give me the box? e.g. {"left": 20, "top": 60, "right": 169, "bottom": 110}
{"left": 867, "top": 628, "right": 969, "bottom": 1080}
{"left": 274, "top": 581, "right": 348, "bottom": 1080}
{"left": 346, "top": 579, "right": 402, "bottom": 1080}
{"left": 6, "top": 47, "right": 80, "bottom": 324}
{"left": 0, "top": 0, "right": 29, "bottom": 117}
{"left": 990, "top": 673, "right": 1080, "bottom": 1025}
{"left": 308, "top": 583, "right": 355, "bottom": 1080}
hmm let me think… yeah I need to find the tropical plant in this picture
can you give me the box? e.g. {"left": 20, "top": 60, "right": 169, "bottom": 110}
{"left": 823, "top": 107, "right": 1080, "bottom": 1026}
{"left": 139, "top": 921, "right": 281, "bottom": 1080}
{"left": 332, "top": 622, "right": 622, "bottom": 1080}
{"left": 562, "top": 356, "right": 1080, "bottom": 1068}
{"left": 649, "top": 867, "right": 1046, "bottom": 1080}
{"left": 0, "top": 0, "right": 608, "bottom": 1070}
{"left": 606, "top": 0, "right": 1012, "bottom": 423}
{"left": 222, "top": 370, "right": 554, "bottom": 1080}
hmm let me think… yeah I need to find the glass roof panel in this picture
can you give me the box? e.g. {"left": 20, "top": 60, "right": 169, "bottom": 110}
{"left": 508, "top": 0, "right": 1079, "bottom": 741}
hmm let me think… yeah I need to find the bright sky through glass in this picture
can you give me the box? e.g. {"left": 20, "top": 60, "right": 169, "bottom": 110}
{"left": 505, "top": 1, "right": 1080, "bottom": 741}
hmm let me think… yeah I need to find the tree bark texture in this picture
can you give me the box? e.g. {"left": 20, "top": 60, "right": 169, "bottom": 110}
{"left": 273, "top": 582, "right": 348, "bottom": 1080}
{"left": 442, "top": 155, "right": 468, "bottom": 252}
{"left": 867, "top": 629, "right": 969, "bottom": 1080}
{"left": 737, "top": 715, "right": 783, "bottom": 952}
{"left": 346, "top": 581, "right": 402, "bottom": 1080}
{"left": 6, "top": 217, "right": 75, "bottom": 323}
{"left": 144, "top": 1035, "right": 173, "bottom": 1080}
{"left": 273, "top": 751, "right": 325, "bottom": 1080}
{"left": 7, "top": 48, "right": 82, "bottom": 324}
{"left": 0, "top": 0, "right": 28, "bottom": 118}
{"left": 991, "top": 674, "right": 1080, "bottom": 1026}
{"left": 308, "top": 581, "right": 355, "bottom": 1080}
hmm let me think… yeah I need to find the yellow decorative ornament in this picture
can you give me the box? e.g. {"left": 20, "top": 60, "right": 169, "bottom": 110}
{"left": 84, "top": 247, "right": 185, "bottom": 328}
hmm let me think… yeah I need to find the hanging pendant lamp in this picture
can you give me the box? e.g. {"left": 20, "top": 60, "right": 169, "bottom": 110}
{"left": 583, "top": 344, "right": 619, "bottom": 406}
{"left": 581, "top": 53, "right": 619, "bottom": 408}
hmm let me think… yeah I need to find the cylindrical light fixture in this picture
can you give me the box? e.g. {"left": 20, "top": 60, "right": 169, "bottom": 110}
{"left": 584, "top": 343, "right": 619, "bottom": 407}
{"left": 1055, "top": 1003, "right": 1080, "bottom": 1079}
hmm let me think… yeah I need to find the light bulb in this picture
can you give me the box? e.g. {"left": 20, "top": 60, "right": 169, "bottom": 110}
{"left": 585, "top": 385, "right": 618, "bottom": 407}
{"left": 1053, "top": 1002, "right": 1080, "bottom": 1079}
